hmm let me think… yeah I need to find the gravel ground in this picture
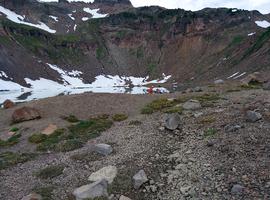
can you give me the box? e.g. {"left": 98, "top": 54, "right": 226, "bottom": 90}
{"left": 0, "top": 88, "right": 270, "bottom": 200}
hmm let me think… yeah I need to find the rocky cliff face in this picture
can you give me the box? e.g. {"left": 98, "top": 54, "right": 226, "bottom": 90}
{"left": 0, "top": 0, "right": 270, "bottom": 88}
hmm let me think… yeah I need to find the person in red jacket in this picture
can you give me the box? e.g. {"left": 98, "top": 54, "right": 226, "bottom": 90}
{"left": 147, "top": 86, "right": 154, "bottom": 94}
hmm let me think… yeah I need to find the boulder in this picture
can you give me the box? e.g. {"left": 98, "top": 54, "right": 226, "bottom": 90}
{"left": 194, "top": 87, "right": 203, "bottom": 92}
{"left": 241, "top": 72, "right": 264, "bottom": 86}
{"left": 3, "top": 99, "right": 15, "bottom": 109}
{"left": 183, "top": 100, "right": 201, "bottom": 110}
{"left": 165, "top": 113, "right": 182, "bottom": 131}
{"left": 246, "top": 111, "right": 262, "bottom": 122}
{"left": 94, "top": 144, "right": 113, "bottom": 156}
{"left": 214, "top": 79, "right": 224, "bottom": 84}
{"left": 133, "top": 170, "right": 148, "bottom": 189}
{"left": 12, "top": 107, "right": 41, "bottom": 123}
{"left": 263, "top": 81, "right": 270, "bottom": 90}
{"left": 41, "top": 124, "right": 57, "bottom": 136}
{"left": 73, "top": 179, "right": 108, "bottom": 200}
{"left": 88, "top": 166, "right": 117, "bottom": 184}
{"left": 21, "top": 193, "right": 42, "bottom": 200}
{"left": 231, "top": 184, "right": 244, "bottom": 194}
{"left": 119, "top": 195, "right": 132, "bottom": 200}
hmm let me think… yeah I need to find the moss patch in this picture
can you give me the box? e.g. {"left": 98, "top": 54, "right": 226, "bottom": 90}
{"left": 0, "top": 152, "right": 36, "bottom": 170}
{"left": 0, "top": 134, "right": 22, "bottom": 147}
{"left": 112, "top": 114, "right": 128, "bottom": 122}
{"left": 204, "top": 128, "right": 217, "bottom": 138}
{"left": 63, "top": 115, "right": 79, "bottom": 123}
{"left": 33, "top": 186, "right": 55, "bottom": 200}
{"left": 36, "top": 165, "right": 64, "bottom": 179}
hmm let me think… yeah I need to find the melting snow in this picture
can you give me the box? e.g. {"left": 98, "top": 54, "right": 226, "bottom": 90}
{"left": 248, "top": 32, "right": 256, "bottom": 36}
{"left": 255, "top": 20, "right": 270, "bottom": 28}
{"left": 0, "top": 64, "right": 171, "bottom": 103}
{"left": 74, "top": 24, "right": 77, "bottom": 31}
{"left": 49, "top": 15, "right": 58, "bottom": 22}
{"left": 0, "top": 6, "right": 56, "bottom": 33}
{"left": 83, "top": 8, "right": 108, "bottom": 19}
{"left": 233, "top": 72, "right": 247, "bottom": 79}
{"left": 68, "top": 14, "right": 75, "bottom": 21}
{"left": 82, "top": 17, "right": 89, "bottom": 21}
{"left": 0, "top": 71, "right": 8, "bottom": 78}
{"left": 227, "top": 72, "right": 239, "bottom": 79}
{"left": 232, "top": 9, "right": 238, "bottom": 12}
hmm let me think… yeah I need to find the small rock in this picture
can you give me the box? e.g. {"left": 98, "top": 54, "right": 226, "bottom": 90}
{"left": 73, "top": 179, "right": 108, "bottom": 200}
{"left": 180, "top": 186, "right": 191, "bottom": 196}
{"left": 21, "top": 193, "right": 42, "bottom": 200}
{"left": 194, "top": 87, "right": 203, "bottom": 92}
{"left": 41, "top": 124, "right": 57, "bottom": 136}
{"left": 119, "top": 195, "right": 132, "bottom": 200}
{"left": 183, "top": 100, "right": 201, "bottom": 110}
{"left": 263, "top": 81, "right": 270, "bottom": 90}
{"left": 133, "top": 170, "right": 148, "bottom": 189}
{"left": 94, "top": 144, "right": 113, "bottom": 156}
{"left": 231, "top": 184, "right": 244, "bottom": 194}
{"left": 194, "top": 112, "right": 203, "bottom": 118}
{"left": 246, "top": 111, "right": 262, "bottom": 122}
{"left": 3, "top": 99, "right": 15, "bottom": 109}
{"left": 165, "top": 113, "right": 182, "bottom": 131}
{"left": 224, "top": 124, "right": 242, "bottom": 132}
{"left": 12, "top": 107, "right": 41, "bottom": 123}
{"left": 214, "top": 79, "right": 224, "bottom": 84}
{"left": 88, "top": 166, "right": 117, "bottom": 184}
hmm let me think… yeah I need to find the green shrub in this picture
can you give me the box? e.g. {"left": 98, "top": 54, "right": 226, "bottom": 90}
{"left": 112, "top": 114, "right": 128, "bottom": 122}
{"left": 204, "top": 128, "right": 217, "bottom": 138}
{"left": 0, "top": 134, "right": 21, "bottom": 147}
{"left": 64, "top": 115, "right": 79, "bottom": 123}
{"left": 28, "top": 133, "right": 47, "bottom": 144}
{"left": 55, "top": 139, "right": 83, "bottom": 152}
{"left": 33, "top": 186, "right": 55, "bottom": 200}
{"left": 36, "top": 165, "right": 64, "bottom": 179}
{"left": 163, "top": 106, "right": 183, "bottom": 114}
{"left": 36, "top": 129, "right": 65, "bottom": 151}
{"left": 9, "top": 127, "right": 19, "bottom": 132}
{"left": 141, "top": 98, "right": 176, "bottom": 114}
{"left": 0, "top": 152, "right": 36, "bottom": 170}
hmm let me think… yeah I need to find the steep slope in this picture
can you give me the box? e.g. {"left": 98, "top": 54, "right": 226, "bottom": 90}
{"left": 0, "top": 1, "right": 270, "bottom": 91}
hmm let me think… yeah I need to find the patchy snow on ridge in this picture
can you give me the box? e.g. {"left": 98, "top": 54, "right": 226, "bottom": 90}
{"left": 233, "top": 72, "right": 247, "bottom": 79}
{"left": 0, "top": 71, "right": 8, "bottom": 78}
{"left": 68, "top": 14, "right": 75, "bottom": 21}
{"left": 83, "top": 8, "right": 108, "bottom": 19}
{"left": 49, "top": 15, "right": 58, "bottom": 22}
{"left": 255, "top": 20, "right": 270, "bottom": 28}
{"left": 0, "top": 6, "right": 56, "bottom": 33}
{"left": 82, "top": 17, "right": 89, "bottom": 21}
{"left": 227, "top": 72, "right": 239, "bottom": 79}
{"left": 248, "top": 32, "right": 256, "bottom": 36}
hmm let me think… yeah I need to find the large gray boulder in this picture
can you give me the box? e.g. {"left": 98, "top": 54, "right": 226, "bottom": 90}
{"left": 94, "top": 144, "right": 113, "bottom": 156}
{"left": 133, "top": 170, "right": 148, "bottom": 189}
{"left": 246, "top": 111, "right": 262, "bottom": 122}
{"left": 183, "top": 100, "right": 201, "bottom": 110}
{"left": 231, "top": 184, "right": 245, "bottom": 194}
{"left": 73, "top": 179, "right": 108, "bottom": 200}
{"left": 88, "top": 166, "right": 117, "bottom": 184}
{"left": 165, "top": 113, "right": 182, "bottom": 131}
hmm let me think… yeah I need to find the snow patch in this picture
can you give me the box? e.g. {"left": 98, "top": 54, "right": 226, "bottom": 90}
{"left": 68, "top": 14, "right": 75, "bottom": 21}
{"left": 248, "top": 32, "right": 256, "bottom": 36}
{"left": 231, "top": 9, "right": 238, "bottom": 12}
{"left": 49, "top": 15, "right": 58, "bottom": 22}
{"left": 0, "top": 71, "right": 8, "bottom": 78}
{"left": 0, "top": 6, "right": 56, "bottom": 33}
{"left": 82, "top": 17, "right": 89, "bottom": 21}
{"left": 255, "top": 20, "right": 270, "bottom": 28}
{"left": 227, "top": 72, "right": 239, "bottom": 79}
{"left": 74, "top": 24, "right": 77, "bottom": 31}
{"left": 233, "top": 72, "right": 247, "bottom": 79}
{"left": 83, "top": 8, "right": 108, "bottom": 19}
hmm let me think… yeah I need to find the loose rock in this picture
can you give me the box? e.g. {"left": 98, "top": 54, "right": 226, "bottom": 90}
{"left": 94, "top": 143, "right": 113, "bottom": 156}
{"left": 119, "top": 195, "right": 132, "bottom": 200}
{"left": 246, "top": 111, "right": 262, "bottom": 122}
{"left": 133, "top": 170, "right": 148, "bottom": 189}
{"left": 3, "top": 99, "right": 15, "bottom": 109}
{"left": 41, "top": 124, "right": 57, "bottom": 136}
{"left": 88, "top": 166, "right": 117, "bottom": 184}
{"left": 183, "top": 100, "right": 201, "bottom": 110}
{"left": 165, "top": 113, "right": 182, "bottom": 131}
{"left": 263, "top": 81, "right": 270, "bottom": 90}
{"left": 231, "top": 184, "right": 245, "bottom": 194}
{"left": 73, "top": 179, "right": 108, "bottom": 200}
{"left": 12, "top": 107, "right": 41, "bottom": 123}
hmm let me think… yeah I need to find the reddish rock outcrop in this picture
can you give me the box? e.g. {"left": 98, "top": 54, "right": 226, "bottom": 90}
{"left": 12, "top": 107, "right": 41, "bottom": 123}
{"left": 3, "top": 99, "right": 15, "bottom": 109}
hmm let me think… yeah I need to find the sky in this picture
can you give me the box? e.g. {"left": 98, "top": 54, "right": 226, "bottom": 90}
{"left": 38, "top": 0, "right": 270, "bottom": 14}
{"left": 130, "top": 0, "right": 270, "bottom": 14}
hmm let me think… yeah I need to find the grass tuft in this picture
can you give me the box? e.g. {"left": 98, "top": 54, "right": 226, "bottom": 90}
{"left": 64, "top": 115, "right": 79, "bottom": 123}
{"left": 204, "top": 128, "right": 217, "bottom": 138}
{"left": 112, "top": 114, "right": 128, "bottom": 122}
{"left": 36, "top": 165, "right": 64, "bottom": 179}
